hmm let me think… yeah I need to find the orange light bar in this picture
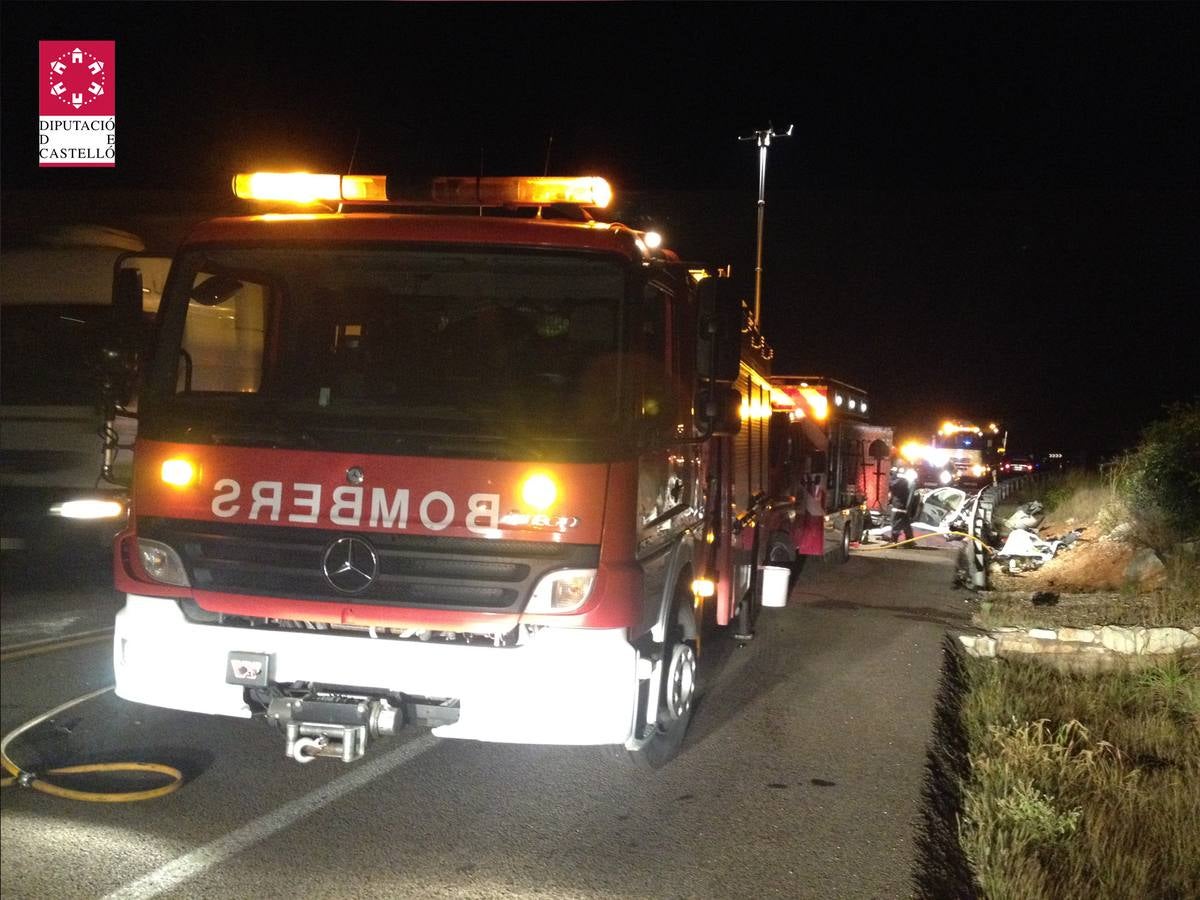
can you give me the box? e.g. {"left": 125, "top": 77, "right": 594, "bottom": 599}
{"left": 939, "top": 420, "right": 984, "bottom": 437}
{"left": 429, "top": 176, "right": 612, "bottom": 208}
{"left": 232, "top": 173, "right": 388, "bottom": 203}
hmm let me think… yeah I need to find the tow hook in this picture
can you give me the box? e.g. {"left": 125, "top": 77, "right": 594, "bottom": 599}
{"left": 269, "top": 697, "right": 400, "bottom": 764}
{"left": 290, "top": 735, "right": 329, "bottom": 764}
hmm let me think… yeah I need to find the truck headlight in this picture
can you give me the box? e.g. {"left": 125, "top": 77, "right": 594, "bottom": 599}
{"left": 526, "top": 569, "right": 596, "bottom": 613}
{"left": 137, "top": 539, "right": 191, "bottom": 587}
{"left": 51, "top": 499, "right": 126, "bottom": 520}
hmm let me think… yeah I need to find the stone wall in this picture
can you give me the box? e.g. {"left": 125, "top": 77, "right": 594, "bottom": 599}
{"left": 959, "top": 625, "right": 1200, "bottom": 672}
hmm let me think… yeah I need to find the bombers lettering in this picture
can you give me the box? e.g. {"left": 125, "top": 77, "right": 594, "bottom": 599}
{"left": 211, "top": 480, "right": 501, "bottom": 534}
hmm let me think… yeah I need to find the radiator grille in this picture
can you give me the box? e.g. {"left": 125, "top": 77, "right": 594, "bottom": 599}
{"left": 139, "top": 518, "right": 598, "bottom": 613}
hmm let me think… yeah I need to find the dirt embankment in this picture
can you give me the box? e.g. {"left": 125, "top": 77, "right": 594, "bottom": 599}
{"left": 992, "top": 533, "right": 1134, "bottom": 593}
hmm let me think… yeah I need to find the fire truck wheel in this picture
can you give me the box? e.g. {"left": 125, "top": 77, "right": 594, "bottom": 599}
{"left": 840, "top": 524, "right": 851, "bottom": 563}
{"left": 627, "top": 593, "right": 697, "bottom": 769}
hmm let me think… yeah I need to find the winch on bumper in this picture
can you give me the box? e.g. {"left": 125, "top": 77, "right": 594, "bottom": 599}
{"left": 265, "top": 694, "right": 431, "bottom": 763}
{"left": 114, "top": 595, "right": 639, "bottom": 758}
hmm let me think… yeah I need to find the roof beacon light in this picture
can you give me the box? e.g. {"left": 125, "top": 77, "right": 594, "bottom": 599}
{"left": 429, "top": 176, "right": 612, "bottom": 208}
{"left": 232, "top": 172, "right": 388, "bottom": 203}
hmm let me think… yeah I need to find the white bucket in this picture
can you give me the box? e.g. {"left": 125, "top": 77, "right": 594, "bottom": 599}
{"left": 760, "top": 565, "right": 790, "bottom": 608}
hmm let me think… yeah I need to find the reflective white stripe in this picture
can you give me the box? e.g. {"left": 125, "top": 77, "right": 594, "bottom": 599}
{"left": 102, "top": 734, "right": 437, "bottom": 900}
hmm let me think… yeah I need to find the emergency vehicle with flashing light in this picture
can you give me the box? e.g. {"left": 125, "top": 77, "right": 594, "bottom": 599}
{"left": 106, "top": 171, "right": 790, "bottom": 767}
{"left": 765, "top": 377, "right": 892, "bottom": 566}
{"left": 898, "top": 420, "right": 1007, "bottom": 487}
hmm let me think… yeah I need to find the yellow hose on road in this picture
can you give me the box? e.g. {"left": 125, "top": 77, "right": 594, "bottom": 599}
{"left": 0, "top": 685, "right": 183, "bottom": 802}
{"left": 855, "top": 530, "right": 993, "bottom": 552}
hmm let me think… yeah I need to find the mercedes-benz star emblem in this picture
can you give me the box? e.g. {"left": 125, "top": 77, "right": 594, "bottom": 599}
{"left": 321, "top": 536, "right": 379, "bottom": 594}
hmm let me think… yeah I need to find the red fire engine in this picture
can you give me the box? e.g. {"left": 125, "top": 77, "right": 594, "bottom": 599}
{"left": 766, "top": 377, "right": 893, "bottom": 565}
{"left": 107, "top": 172, "right": 787, "bottom": 766}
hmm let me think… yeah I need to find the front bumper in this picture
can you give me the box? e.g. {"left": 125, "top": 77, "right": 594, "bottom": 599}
{"left": 113, "top": 595, "right": 638, "bottom": 745}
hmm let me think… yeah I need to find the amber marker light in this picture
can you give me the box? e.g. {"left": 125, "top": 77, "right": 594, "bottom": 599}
{"left": 800, "top": 387, "right": 829, "bottom": 420}
{"left": 520, "top": 473, "right": 558, "bottom": 512}
{"left": 161, "top": 458, "right": 198, "bottom": 488}
{"left": 232, "top": 172, "right": 389, "bottom": 203}
{"left": 522, "top": 176, "right": 612, "bottom": 208}
{"left": 339, "top": 175, "right": 387, "bottom": 201}
{"left": 233, "top": 172, "right": 340, "bottom": 203}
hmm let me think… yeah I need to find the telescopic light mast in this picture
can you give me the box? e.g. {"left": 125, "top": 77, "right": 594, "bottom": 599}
{"left": 739, "top": 123, "right": 793, "bottom": 329}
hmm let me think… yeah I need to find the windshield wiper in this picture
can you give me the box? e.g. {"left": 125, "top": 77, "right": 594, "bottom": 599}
{"left": 209, "top": 430, "right": 317, "bottom": 449}
{"left": 209, "top": 413, "right": 318, "bottom": 449}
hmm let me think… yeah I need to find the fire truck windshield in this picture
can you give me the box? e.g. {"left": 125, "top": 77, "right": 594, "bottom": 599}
{"left": 144, "top": 246, "right": 631, "bottom": 457}
{"left": 940, "top": 432, "right": 980, "bottom": 451}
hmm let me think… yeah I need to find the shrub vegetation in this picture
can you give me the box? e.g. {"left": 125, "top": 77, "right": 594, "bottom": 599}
{"left": 1110, "top": 401, "right": 1200, "bottom": 554}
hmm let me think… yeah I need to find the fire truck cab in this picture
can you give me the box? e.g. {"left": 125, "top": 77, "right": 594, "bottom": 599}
{"left": 109, "top": 173, "right": 778, "bottom": 766}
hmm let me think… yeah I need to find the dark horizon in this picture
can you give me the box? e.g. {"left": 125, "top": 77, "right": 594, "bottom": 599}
{"left": 3, "top": 2, "right": 1197, "bottom": 459}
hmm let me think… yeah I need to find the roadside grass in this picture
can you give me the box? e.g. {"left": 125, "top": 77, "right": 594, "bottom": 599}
{"left": 1154, "top": 552, "right": 1200, "bottom": 625}
{"left": 976, "top": 579, "right": 1200, "bottom": 631}
{"left": 958, "top": 656, "right": 1200, "bottom": 899}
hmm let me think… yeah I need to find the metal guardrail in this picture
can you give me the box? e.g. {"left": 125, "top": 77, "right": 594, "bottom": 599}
{"left": 964, "top": 485, "right": 996, "bottom": 590}
{"left": 992, "top": 472, "right": 1047, "bottom": 502}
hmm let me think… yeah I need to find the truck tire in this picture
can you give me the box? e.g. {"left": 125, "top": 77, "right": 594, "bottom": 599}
{"left": 626, "top": 585, "right": 698, "bottom": 769}
{"left": 840, "top": 523, "right": 851, "bottom": 563}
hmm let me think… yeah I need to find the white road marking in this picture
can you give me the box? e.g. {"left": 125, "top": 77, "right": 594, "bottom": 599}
{"left": 102, "top": 733, "right": 439, "bottom": 900}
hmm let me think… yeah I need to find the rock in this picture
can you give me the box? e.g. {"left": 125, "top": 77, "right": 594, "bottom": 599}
{"left": 1028, "top": 628, "right": 1057, "bottom": 641}
{"left": 1143, "top": 628, "right": 1200, "bottom": 655}
{"left": 1044, "top": 641, "right": 1078, "bottom": 653}
{"left": 1099, "top": 625, "right": 1145, "bottom": 655}
{"left": 1124, "top": 548, "right": 1166, "bottom": 586}
{"left": 996, "top": 634, "right": 1044, "bottom": 655}
{"left": 1057, "top": 627, "right": 1096, "bottom": 644}
{"left": 958, "top": 634, "right": 998, "bottom": 658}
{"left": 1103, "top": 522, "right": 1134, "bottom": 543}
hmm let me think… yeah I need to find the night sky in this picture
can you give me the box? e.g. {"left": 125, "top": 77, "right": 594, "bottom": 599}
{"left": 3, "top": 3, "right": 1197, "bottom": 457}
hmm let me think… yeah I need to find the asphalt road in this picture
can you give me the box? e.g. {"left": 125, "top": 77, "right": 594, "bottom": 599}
{"left": 0, "top": 540, "right": 970, "bottom": 900}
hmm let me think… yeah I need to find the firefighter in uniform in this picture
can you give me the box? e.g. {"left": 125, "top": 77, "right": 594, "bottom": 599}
{"left": 888, "top": 465, "right": 920, "bottom": 547}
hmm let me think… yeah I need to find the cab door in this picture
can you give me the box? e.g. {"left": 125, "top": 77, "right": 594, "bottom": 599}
{"left": 635, "top": 273, "right": 698, "bottom": 635}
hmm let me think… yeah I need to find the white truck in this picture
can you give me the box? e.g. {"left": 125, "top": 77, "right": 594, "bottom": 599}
{"left": 0, "top": 225, "right": 166, "bottom": 558}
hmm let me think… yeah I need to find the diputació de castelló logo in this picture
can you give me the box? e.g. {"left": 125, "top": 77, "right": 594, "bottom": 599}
{"left": 39, "top": 40, "right": 116, "bottom": 167}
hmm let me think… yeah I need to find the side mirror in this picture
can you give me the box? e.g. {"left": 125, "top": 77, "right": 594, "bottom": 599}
{"left": 809, "top": 450, "right": 828, "bottom": 476}
{"left": 695, "top": 277, "right": 742, "bottom": 384}
{"left": 190, "top": 273, "right": 244, "bottom": 306}
{"left": 698, "top": 385, "right": 742, "bottom": 437}
{"left": 100, "top": 266, "right": 145, "bottom": 408}
{"left": 768, "top": 410, "right": 790, "bottom": 468}
{"left": 112, "top": 266, "right": 143, "bottom": 334}
{"left": 868, "top": 439, "right": 891, "bottom": 461}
